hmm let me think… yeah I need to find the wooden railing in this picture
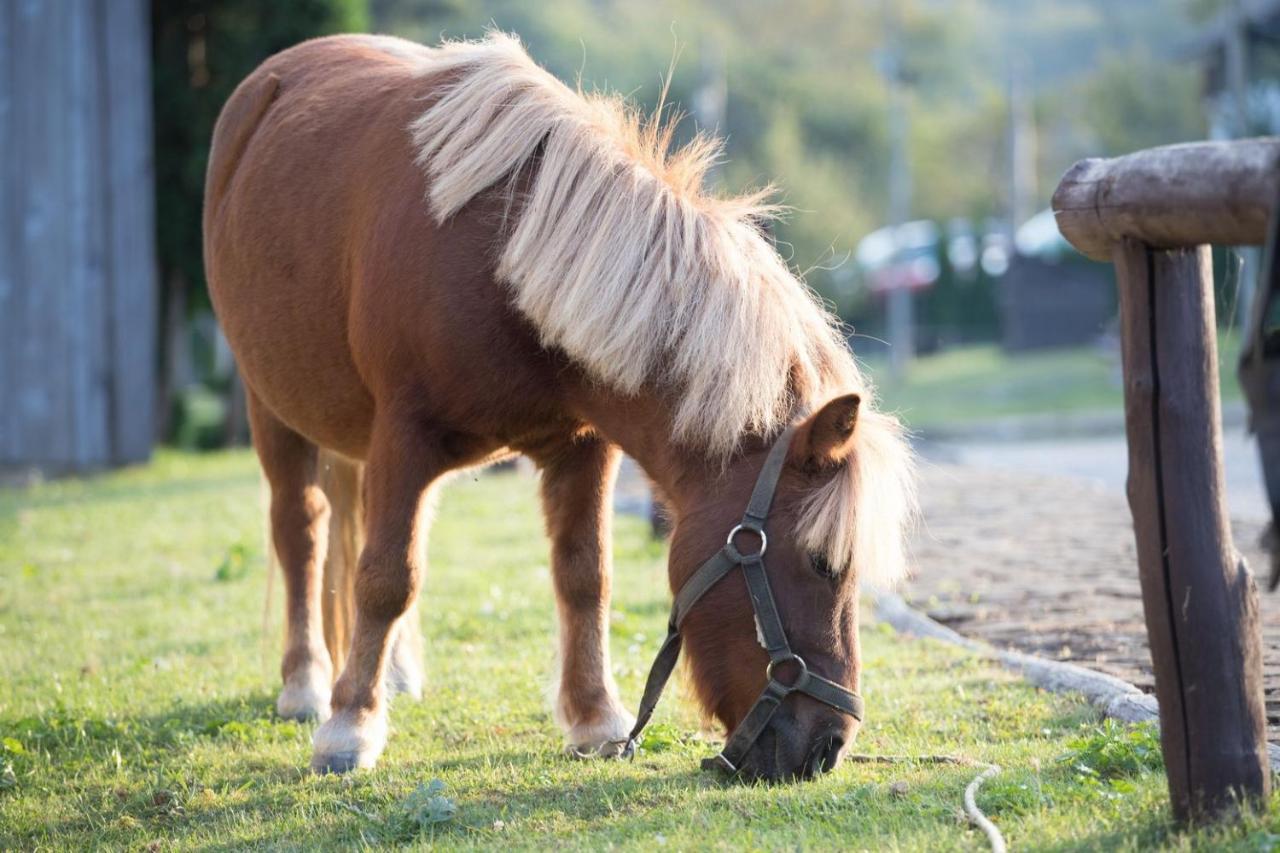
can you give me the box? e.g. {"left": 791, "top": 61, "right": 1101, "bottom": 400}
{"left": 1052, "top": 139, "right": 1277, "bottom": 822}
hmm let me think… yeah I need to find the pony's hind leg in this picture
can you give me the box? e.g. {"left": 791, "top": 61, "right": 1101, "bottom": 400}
{"left": 527, "top": 433, "right": 634, "bottom": 757}
{"left": 248, "top": 394, "right": 334, "bottom": 721}
{"left": 388, "top": 603, "right": 425, "bottom": 699}
{"left": 314, "top": 454, "right": 423, "bottom": 702}
{"left": 311, "top": 414, "right": 442, "bottom": 772}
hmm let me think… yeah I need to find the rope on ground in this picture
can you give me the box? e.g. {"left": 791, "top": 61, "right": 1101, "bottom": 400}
{"left": 846, "top": 754, "right": 1007, "bottom": 853}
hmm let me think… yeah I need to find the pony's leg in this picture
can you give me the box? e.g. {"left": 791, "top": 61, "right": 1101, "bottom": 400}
{"left": 386, "top": 587, "right": 425, "bottom": 700}
{"left": 311, "top": 415, "right": 439, "bottom": 772}
{"left": 247, "top": 395, "right": 333, "bottom": 721}
{"left": 529, "top": 434, "right": 634, "bottom": 756}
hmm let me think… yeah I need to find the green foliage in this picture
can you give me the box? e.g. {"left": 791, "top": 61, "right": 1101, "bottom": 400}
{"left": 147, "top": 0, "right": 1218, "bottom": 334}
{"left": 213, "top": 542, "right": 252, "bottom": 582}
{"left": 634, "top": 721, "right": 700, "bottom": 754}
{"left": 1059, "top": 720, "right": 1164, "bottom": 796}
{"left": 170, "top": 385, "right": 228, "bottom": 451}
{"left": 365, "top": 0, "right": 1214, "bottom": 330}
{"left": 394, "top": 779, "right": 458, "bottom": 836}
{"left": 1038, "top": 48, "right": 1204, "bottom": 174}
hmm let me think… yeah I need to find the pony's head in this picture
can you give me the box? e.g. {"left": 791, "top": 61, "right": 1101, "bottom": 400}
{"left": 669, "top": 393, "right": 904, "bottom": 781}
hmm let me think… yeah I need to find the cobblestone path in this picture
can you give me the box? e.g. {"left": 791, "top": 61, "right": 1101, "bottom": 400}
{"left": 905, "top": 462, "right": 1280, "bottom": 742}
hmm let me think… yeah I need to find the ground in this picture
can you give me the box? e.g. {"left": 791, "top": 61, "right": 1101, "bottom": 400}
{"left": 903, "top": 459, "right": 1280, "bottom": 744}
{"left": 3, "top": 450, "right": 1280, "bottom": 850}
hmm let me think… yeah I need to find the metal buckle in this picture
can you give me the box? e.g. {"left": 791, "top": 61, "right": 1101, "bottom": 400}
{"left": 765, "top": 654, "right": 807, "bottom": 690}
{"left": 724, "top": 523, "right": 767, "bottom": 561}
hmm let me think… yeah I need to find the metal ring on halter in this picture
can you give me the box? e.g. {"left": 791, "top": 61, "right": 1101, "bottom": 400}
{"left": 765, "top": 654, "right": 807, "bottom": 689}
{"left": 725, "top": 523, "right": 767, "bottom": 560}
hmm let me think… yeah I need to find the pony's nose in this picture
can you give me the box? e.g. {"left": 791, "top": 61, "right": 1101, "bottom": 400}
{"left": 802, "top": 732, "right": 846, "bottom": 779}
{"left": 735, "top": 706, "right": 856, "bottom": 782}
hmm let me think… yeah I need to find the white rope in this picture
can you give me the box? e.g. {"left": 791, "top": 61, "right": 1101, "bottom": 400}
{"left": 964, "top": 763, "right": 1006, "bottom": 853}
{"left": 847, "top": 754, "right": 1007, "bottom": 852}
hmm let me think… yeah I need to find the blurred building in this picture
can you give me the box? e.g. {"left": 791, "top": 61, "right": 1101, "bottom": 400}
{"left": 998, "top": 211, "right": 1115, "bottom": 352}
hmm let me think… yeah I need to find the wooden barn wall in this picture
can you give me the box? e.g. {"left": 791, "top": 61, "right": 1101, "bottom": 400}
{"left": 0, "top": 0, "right": 157, "bottom": 473}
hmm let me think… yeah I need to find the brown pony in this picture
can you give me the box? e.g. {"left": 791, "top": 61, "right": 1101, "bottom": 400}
{"left": 204, "top": 32, "right": 914, "bottom": 781}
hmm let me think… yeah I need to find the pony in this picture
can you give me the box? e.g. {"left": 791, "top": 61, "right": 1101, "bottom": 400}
{"left": 203, "top": 32, "right": 914, "bottom": 781}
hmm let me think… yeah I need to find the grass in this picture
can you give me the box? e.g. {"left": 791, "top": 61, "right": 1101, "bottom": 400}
{"left": 2, "top": 450, "right": 1279, "bottom": 850}
{"left": 868, "top": 331, "right": 1243, "bottom": 431}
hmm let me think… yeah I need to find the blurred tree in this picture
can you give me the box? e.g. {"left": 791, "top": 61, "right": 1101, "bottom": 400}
{"left": 1037, "top": 50, "right": 1205, "bottom": 196}
{"left": 158, "top": 0, "right": 1217, "bottom": 365}
{"left": 367, "top": 0, "right": 1211, "bottom": 330}
{"left": 151, "top": 0, "right": 367, "bottom": 435}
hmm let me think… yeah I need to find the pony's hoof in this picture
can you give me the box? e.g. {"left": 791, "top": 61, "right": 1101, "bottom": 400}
{"left": 566, "top": 738, "right": 629, "bottom": 760}
{"left": 311, "top": 709, "right": 387, "bottom": 774}
{"left": 310, "top": 751, "right": 363, "bottom": 774}
{"left": 277, "top": 681, "right": 332, "bottom": 723}
{"left": 563, "top": 706, "right": 635, "bottom": 759}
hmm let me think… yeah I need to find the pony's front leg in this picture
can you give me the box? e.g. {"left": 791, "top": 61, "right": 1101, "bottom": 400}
{"left": 311, "top": 417, "right": 440, "bottom": 773}
{"left": 530, "top": 434, "right": 634, "bottom": 756}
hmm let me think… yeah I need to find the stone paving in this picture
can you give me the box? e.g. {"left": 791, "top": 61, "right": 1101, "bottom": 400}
{"left": 903, "top": 460, "right": 1280, "bottom": 743}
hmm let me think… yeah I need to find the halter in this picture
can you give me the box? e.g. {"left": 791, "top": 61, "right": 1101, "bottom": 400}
{"left": 620, "top": 425, "right": 865, "bottom": 774}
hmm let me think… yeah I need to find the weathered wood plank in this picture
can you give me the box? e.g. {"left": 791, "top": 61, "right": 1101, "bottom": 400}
{"left": 68, "top": 0, "right": 109, "bottom": 468}
{"left": 14, "top": 0, "right": 66, "bottom": 467}
{"left": 1054, "top": 139, "right": 1280, "bottom": 261}
{"left": 0, "top": 0, "right": 157, "bottom": 473}
{"left": 101, "top": 0, "right": 157, "bottom": 463}
{"left": 1115, "top": 239, "right": 1270, "bottom": 821}
{"left": 0, "top": 0, "right": 15, "bottom": 463}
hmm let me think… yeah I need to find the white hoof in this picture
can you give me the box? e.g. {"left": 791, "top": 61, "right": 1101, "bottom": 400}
{"left": 311, "top": 708, "right": 388, "bottom": 774}
{"left": 564, "top": 702, "right": 636, "bottom": 759}
{"left": 277, "top": 663, "right": 332, "bottom": 722}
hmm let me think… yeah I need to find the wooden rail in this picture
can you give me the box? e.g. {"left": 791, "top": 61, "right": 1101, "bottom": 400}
{"left": 1053, "top": 139, "right": 1276, "bottom": 822}
{"left": 1054, "top": 139, "right": 1280, "bottom": 262}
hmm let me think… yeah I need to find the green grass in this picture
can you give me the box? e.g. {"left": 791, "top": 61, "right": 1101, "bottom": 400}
{"left": 2, "top": 450, "right": 1278, "bottom": 849}
{"left": 869, "top": 332, "right": 1243, "bottom": 431}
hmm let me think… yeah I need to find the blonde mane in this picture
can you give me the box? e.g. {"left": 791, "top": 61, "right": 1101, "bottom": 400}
{"left": 409, "top": 33, "right": 914, "bottom": 586}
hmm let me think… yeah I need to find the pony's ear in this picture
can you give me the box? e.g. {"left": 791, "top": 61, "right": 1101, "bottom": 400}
{"left": 793, "top": 394, "right": 860, "bottom": 469}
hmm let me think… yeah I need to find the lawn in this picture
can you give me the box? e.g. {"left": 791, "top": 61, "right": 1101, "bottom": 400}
{"left": 868, "top": 332, "right": 1243, "bottom": 432}
{"left": 2, "top": 450, "right": 1278, "bottom": 850}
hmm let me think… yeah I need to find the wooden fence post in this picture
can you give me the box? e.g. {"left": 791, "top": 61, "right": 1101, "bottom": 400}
{"left": 1114, "top": 238, "right": 1270, "bottom": 820}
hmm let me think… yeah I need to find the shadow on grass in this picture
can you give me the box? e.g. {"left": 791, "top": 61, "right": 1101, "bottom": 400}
{"left": 0, "top": 691, "right": 287, "bottom": 760}
{"left": 4, "top": 690, "right": 1186, "bottom": 850}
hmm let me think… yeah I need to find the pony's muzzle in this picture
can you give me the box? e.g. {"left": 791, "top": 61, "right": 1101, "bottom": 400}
{"left": 733, "top": 702, "right": 857, "bottom": 782}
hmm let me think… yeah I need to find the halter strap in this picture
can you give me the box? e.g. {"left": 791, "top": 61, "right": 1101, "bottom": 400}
{"left": 620, "top": 425, "right": 865, "bottom": 774}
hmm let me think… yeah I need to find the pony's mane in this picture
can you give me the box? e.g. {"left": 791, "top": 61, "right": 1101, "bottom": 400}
{"left": 409, "top": 33, "right": 914, "bottom": 586}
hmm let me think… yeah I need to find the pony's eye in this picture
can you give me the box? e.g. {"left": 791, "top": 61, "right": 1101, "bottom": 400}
{"left": 809, "top": 552, "right": 837, "bottom": 579}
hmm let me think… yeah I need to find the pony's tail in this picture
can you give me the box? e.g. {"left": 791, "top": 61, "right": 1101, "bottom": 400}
{"left": 317, "top": 450, "right": 364, "bottom": 677}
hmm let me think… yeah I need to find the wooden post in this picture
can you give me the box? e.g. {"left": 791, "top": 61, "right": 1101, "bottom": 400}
{"left": 1114, "top": 239, "right": 1270, "bottom": 821}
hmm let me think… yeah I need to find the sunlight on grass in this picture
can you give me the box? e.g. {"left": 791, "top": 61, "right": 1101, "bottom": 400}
{"left": 869, "top": 331, "right": 1243, "bottom": 431}
{"left": 2, "top": 449, "right": 1277, "bottom": 849}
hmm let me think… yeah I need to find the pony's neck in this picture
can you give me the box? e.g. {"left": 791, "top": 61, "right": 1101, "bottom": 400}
{"left": 566, "top": 386, "right": 734, "bottom": 519}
